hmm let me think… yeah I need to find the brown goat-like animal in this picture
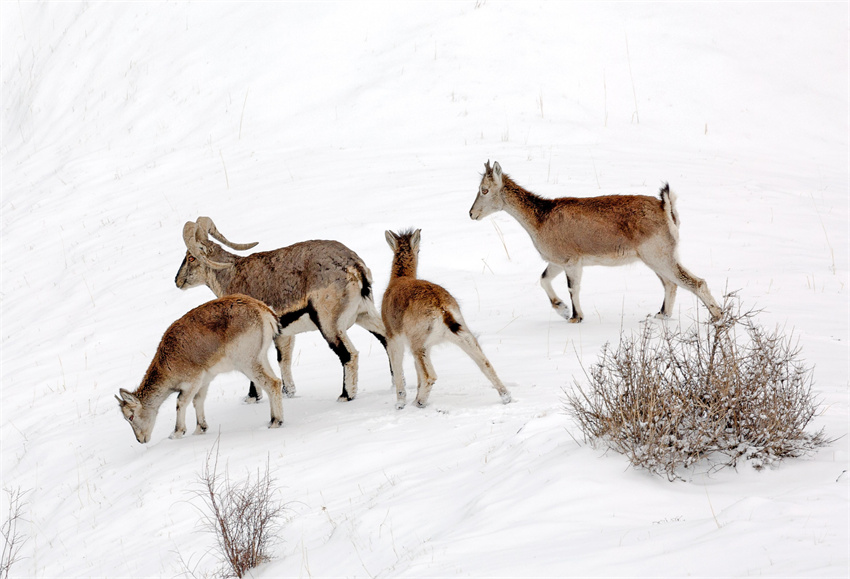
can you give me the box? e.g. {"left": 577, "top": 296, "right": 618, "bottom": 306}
{"left": 175, "top": 217, "right": 388, "bottom": 402}
{"left": 381, "top": 229, "right": 512, "bottom": 409}
{"left": 469, "top": 161, "right": 722, "bottom": 322}
{"left": 116, "top": 295, "right": 284, "bottom": 444}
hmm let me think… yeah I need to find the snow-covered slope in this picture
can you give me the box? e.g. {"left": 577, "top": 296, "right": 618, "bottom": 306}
{"left": 2, "top": 3, "right": 847, "bottom": 577}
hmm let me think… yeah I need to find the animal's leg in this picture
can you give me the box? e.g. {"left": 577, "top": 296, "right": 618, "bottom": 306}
{"left": 316, "top": 327, "right": 359, "bottom": 401}
{"left": 655, "top": 274, "right": 678, "bottom": 319}
{"left": 563, "top": 263, "right": 584, "bottom": 323}
{"left": 246, "top": 382, "right": 262, "bottom": 404}
{"left": 333, "top": 332, "right": 359, "bottom": 401}
{"left": 386, "top": 335, "right": 407, "bottom": 409}
{"left": 671, "top": 262, "right": 722, "bottom": 320}
{"left": 412, "top": 347, "right": 437, "bottom": 408}
{"left": 274, "top": 334, "right": 297, "bottom": 397}
{"left": 645, "top": 254, "right": 722, "bottom": 320}
{"left": 355, "top": 299, "right": 394, "bottom": 386}
{"left": 355, "top": 299, "right": 389, "bottom": 349}
{"left": 449, "top": 328, "right": 512, "bottom": 404}
{"left": 309, "top": 299, "right": 360, "bottom": 401}
{"left": 246, "top": 356, "right": 284, "bottom": 428}
{"left": 192, "top": 380, "right": 212, "bottom": 434}
{"left": 247, "top": 335, "right": 293, "bottom": 402}
{"left": 171, "top": 381, "right": 202, "bottom": 439}
{"left": 540, "top": 264, "right": 571, "bottom": 319}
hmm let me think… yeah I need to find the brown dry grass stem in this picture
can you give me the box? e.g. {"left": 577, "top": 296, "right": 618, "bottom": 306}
{"left": 195, "top": 438, "right": 286, "bottom": 578}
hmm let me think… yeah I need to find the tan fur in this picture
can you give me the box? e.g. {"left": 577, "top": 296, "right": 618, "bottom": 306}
{"left": 469, "top": 161, "right": 721, "bottom": 322}
{"left": 175, "top": 217, "right": 388, "bottom": 401}
{"left": 115, "top": 295, "right": 284, "bottom": 444}
{"left": 381, "top": 229, "right": 511, "bottom": 409}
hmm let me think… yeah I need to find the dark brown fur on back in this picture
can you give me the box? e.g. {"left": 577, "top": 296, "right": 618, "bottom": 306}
{"left": 135, "top": 295, "right": 267, "bottom": 401}
{"left": 501, "top": 172, "right": 666, "bottom": 243}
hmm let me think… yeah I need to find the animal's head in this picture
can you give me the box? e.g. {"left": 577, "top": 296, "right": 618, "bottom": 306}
{"left": 385, "top": 229, "right": 421, "bottom": 278}
{"left": 174, "top": 217, "right": 257, "bottom": 289}
{"left": 115, "top": 389, "right": 157, "bottom": 444}
{"left": 469, "top": 160, "right": 505, "bottom": 220}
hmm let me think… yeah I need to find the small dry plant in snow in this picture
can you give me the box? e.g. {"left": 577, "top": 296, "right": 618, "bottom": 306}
{"left": 565, "top": 294, "right": 827, "bottom": 481}
{"left": 1, "top": 488, "right": 28, "bottom": 579}
{"left": 194, "top": 439, "right": 286, "bottom": 578}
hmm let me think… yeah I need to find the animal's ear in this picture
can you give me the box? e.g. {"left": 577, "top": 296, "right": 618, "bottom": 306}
{"left": 385, "top": 230, "right": 398, "bottom": 251}
{"left": 492, "top": 161, "right": 503, "bottom": 186}
{"left": 118, "top": 388, "right": 139, "bottom": 406}
{"left": 411, "top": 229, "right": 421, "bottom": 251}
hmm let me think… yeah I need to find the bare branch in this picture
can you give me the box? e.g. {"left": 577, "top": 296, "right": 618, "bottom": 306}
{"left": 565, "top": 295, "right": 828, "bottom": 480}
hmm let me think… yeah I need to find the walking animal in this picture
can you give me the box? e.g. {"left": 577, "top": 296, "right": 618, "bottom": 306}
{"left": 469, "top": 161, "right": 722, "bottom": 322}
{"left": 382, "top": 229, "right": 512, "bottom": 409}
{"left": 116, "top": 295, "right": 284, "bottom": 444}
{"left": 175, "top": 216, "right": 388, "bottom": 402}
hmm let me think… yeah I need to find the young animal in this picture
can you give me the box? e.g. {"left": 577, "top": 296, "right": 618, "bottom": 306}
{"left": 175, "top": 216, "right": 388, "bottom": 403}
{"left": 469, "top": 161, "right": 722, "bottom": 322}
{"left": 381, "top": 229, "right": 512, "bottom": 409}
{"left": 115, "top": 295, "right": 284, "bottom": 444}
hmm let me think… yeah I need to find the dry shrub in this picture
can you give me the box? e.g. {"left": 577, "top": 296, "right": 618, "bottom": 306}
{"left": 1, "top": 488, "right": 28, "bottom": 579}
{"left": 565, "top": 294, "right": 828, "bottom": 481}
{"left": 195, "top": 440, "right": 285, "bottom": 578}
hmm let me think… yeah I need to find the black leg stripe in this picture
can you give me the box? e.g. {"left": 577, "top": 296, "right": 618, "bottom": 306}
{"left": 329, "top": 339, "right": 352, "bottom": 366}
{"left": 279, "top": 306, "right": 311, "bottom": 329}
{"left": 369, "top": 330, "right": 388, "bottom": 349}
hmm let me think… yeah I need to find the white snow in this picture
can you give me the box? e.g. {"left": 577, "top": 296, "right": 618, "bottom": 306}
{"left": 2, "top": 2, "right": 848, "bottom": 577}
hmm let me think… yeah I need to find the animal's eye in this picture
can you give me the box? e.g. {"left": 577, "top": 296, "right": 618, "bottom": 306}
{"left": 188, "top": 256, "right": 196, "bottom": 263}
{"left": 482, "top": 188, "right": 489, "bottom": 195}
{"left": 129, "top": 415, "right": 134, "bottom": 422}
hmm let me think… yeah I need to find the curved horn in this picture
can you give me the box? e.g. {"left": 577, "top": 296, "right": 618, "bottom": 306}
{"left": 182, "top": 221, "right": 231, "bottom": 270}
{"left": 195, "top": 216, "right": 258, "bottom": 251}
{"left": 484, "top": 160, "right": 492, "bottom": 175}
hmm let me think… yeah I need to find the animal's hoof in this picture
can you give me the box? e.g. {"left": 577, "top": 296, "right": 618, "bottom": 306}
{"left": 243, "top": 395, "right": 261, "bottom": 404}
{"left": 500, "top": 392, "right": 512, "bottom": 404}
{"left": 654, "top": 312, "right": 671, "bottom": 320}
{"left": 268, "top": 418, "right": 283, "bottom": 429}
{"left": 193, "top": 424, "right": 208, "bottom": 435}
{"left": 169, "top": 429, "right": 186, "bottom": 440}
{"left": 415, "top": 400, "right": 427, "bottom": 408}
{"left": 395, "top": 401, "right": 406, "bottom": 410}
{"left": 337, "top": 394, "right": 353, "bottom": 402}
{"left": 283, "top": 388, "right": 296, "bottom": 399}
{"left": 554, "top": 304, "right": 571, "bottom": 320}
{"left": 568, "top": 316, "right": 583, "bottom": 324}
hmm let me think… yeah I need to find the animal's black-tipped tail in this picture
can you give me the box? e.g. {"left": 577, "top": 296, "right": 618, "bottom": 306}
{"left": 659, "top": 182, "right": 680, "bottom": 231}
{"left": 353, "top": 263, "right": 373, "bottom": 300}
{"left": 443, "top": 310, "right": 462, "bottom": 334}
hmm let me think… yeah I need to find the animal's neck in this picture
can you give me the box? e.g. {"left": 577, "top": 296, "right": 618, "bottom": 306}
{"left": 208, "top": 268, "right": 233, "bottom": 297}
{"left": 500, "top": 175, "right": 554, "bottom": 232}
{"left": 134, "top": 361, "right": 177, "bottom": 409}
{"left": 390, "top": 253, "right": 418, "bottom": 279}
{"left": 207, "top": 248, "right": 237, "bottom": 297}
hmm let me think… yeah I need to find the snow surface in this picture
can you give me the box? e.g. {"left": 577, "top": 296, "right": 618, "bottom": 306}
{"left": 2, "top": 2, "right": 848, "bottom": 577}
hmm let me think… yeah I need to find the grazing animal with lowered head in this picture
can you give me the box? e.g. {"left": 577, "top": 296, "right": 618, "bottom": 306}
{"left": 469, "top": 161, "right": 722, "bottom": 322}
{"left": 116, "top": 295, "right": 284, "bottom": 444}
{"left": 382, "top": 229, "right": 512, "bottom": 409}
{"left": 175, "top": 217, "right": 388, "bottom": 403}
